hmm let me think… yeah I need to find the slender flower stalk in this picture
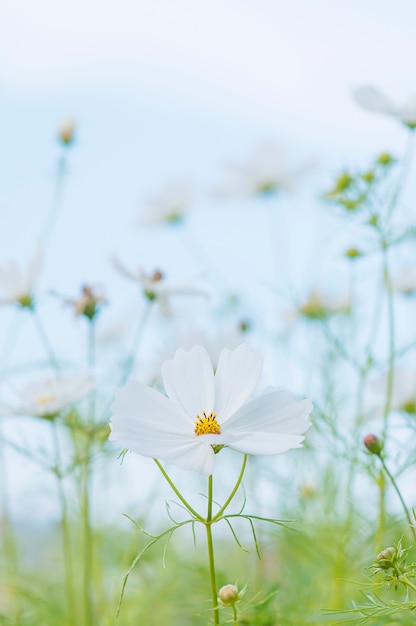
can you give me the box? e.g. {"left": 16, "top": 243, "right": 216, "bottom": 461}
{"left": 30, "top": 308, "right": 61, "bottom": 372}
{"left": 206, "top": 474, "right": 219, "bottom": 625}
{"left": 378, "top": 456, "right": 416, "bottom": 544}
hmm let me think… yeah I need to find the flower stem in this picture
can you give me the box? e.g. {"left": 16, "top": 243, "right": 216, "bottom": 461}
{"left": 154, "top": 460, "right": 204, "bottom": 521}
{"left": 81, "top": 441, "right": 94, "bottom": 626}
{"left": 232, "top": 603, "right": 238, "bottom": 625}
{"left": 42, "top": 152, "right": 68, "bottom": 246}
{"left": 31, "top": 309, "right": 61, "bottom": 372}
{"left": 379, "top": 455, "right": 416, "bottom": 544}
{"left": 213, "top": 455, "right": 247, "bottom": 521}
{"left": 206, "top": 474, "right": 219, "bottom": 626}
{"left": 51, "top": 421, "right": 76, "bottom": 626}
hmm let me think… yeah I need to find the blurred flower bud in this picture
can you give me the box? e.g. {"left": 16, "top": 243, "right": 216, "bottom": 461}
{"left": 361, "top": 171, "right": 375, "bottom": 183}
{"left": 363, "top": 433, "right": 383, "bottom": 455}
{"left": 345, "top": 247, "right": 362, "bottom": 260}
{"left": 377, "top": 153, "right": 394, "bottom": 166}
{"left": 59, "top": 118, "right": 75, "bottom": 146}
{"left": 74, "top": 286, "right": 105, "bottom": 321}
{"left": 335, "top": 172, "right": 353, "bottom": 193}
{"left": 368, "top": 214, "right": 379, "bottom": 227}
{"left": 218, "top": 584, "right": 239, "bottom": 605}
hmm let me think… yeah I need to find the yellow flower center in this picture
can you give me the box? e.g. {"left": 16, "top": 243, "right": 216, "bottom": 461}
{"left": 194, "top": 411, "right": 221, "bottom": 436}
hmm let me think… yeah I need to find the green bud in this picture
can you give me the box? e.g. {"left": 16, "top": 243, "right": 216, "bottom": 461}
{"left": 361, "top": 171, "right": 375, "bottom": 183}
{"left": 376, "top": 546, "right": 397, "bottom": 569}
{"left": 377, "top": 153, "right": 394, "bottom": 166}
{"left": 335, "top": 172, "right": 353, "bottom": 193}
{"left": 368, "top": 214, "right": 379, "bottom": 227}
{"left": 345, "top": 247, "right": 362, "bottom": 260}
{"left": 17, "top": 293, "right": 34, "bottom": 309}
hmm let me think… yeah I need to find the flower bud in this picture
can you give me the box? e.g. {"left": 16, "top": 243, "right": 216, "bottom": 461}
{"left": 58, "top": 118, "right": 75, "bottom": 146}
{"left": 377, "top": 152, "right": 394, "bottom": 166}
{"left": 218, "top": 584, "right": 239, "bottom": 605}
{"left": 376, "top": 546, "right": 397, "bottom": 569}
{"left": 345, "top": 247, "right": 362, "bottom": 260}
{"left": 363, "top": 434, "right": 383, "bottom": 455}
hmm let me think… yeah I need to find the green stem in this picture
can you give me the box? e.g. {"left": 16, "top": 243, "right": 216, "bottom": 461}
{"left": 81, "top": 443, "right": 94, "bottom": 626}
{"left": 119, "top": 302, "right": 153, "bottom": 385}
{"left": 154, "top": 460, "right": 204, "bottom": 521}
{"left": 42, "top": 153, "right": 68, "bottom": 245}
{"left": 379, "top": 455, "right": 416, "bottom": 543}
{"left": 401, "top": 574, "right": 416, "bottom": 594}
{"left": 213, "top": 455, "right": 247, "bottom": 521}
{"left": 51, "top": 421, "right": 76, "bottom": 626}
{"left": 206, "top": 474, "right": 219, "bottom": 626}
{"left": 375, "top": 469, "right": 386, "bottom": 554}
{"left": 31, "top": 309, "right": 61, "bottom": 372}
{"left": 232, "top": 603, "right": 238, "bottom": 625}
{"left": 381, "top": 245, "right": 395, "bottom": 442}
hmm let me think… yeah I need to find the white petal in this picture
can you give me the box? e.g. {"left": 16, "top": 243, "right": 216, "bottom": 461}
{"left": 215, "top": 344, "right": 263, "bottom": 423}
{"left": 229, "top": 432, "right": 305, "bottom": 455}
{"left": 162, "top": 346, "right": 215, "bottom": 418}
{"left": 352, "top": 85, "right": 396, "bottom": 115}
{"left": 111, "top": 379, "right": 192, "bottom": 432}
{"left": 223, "top": 389, "right": 312, "bottom": 435}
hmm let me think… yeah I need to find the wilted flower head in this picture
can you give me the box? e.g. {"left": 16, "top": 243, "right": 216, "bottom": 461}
{"left": 353, "top": 86, "right": 416, "bottom": 130}
{"left": 113, "top": 257, "right": 206, "bottom": 315}
{"left": 218, "top": 143, "right": 312, "bottom": 199}
{"left": 138, "top": 183, "right": 192, "bottom": 226}
{"left": 110, "top": 344, "right": 312, "bottom": 475}
{"left": 58, "top": 118, "right": 76, "bottom": 146}
{"left": 53, "top": 285, "right": 106, "bottom": 321}
{"left": 0, "top": 245, "right": 42, "bottom": 308}
{"left": 0, "top": 373, "right": 93, "bottom": 420}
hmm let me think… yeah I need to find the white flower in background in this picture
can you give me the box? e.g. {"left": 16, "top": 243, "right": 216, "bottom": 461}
{"left": 391, "top": 268, "right": 416, "bottom": 296}
{"left": 0, "top": 373, "right": 94, "bottom": 419}
{"left": 218, "top": 144, "right": 312, "bottom": 198}
{"left": 110, "top": 344, "right": 312, "bottom": 476}
{"left": 286, "top": 290, "right": 351, "bottom": 323}
{"left": 353, "top": 86, "right": 416, "bottom": 130}
{"left": 0, "top": 245, "right": 42, "bottom": 308}
{"left": 138, "top": 183, "right": 192, "bottom": 226}
{"left": 367, "top": 369, "right": 416, "bottom": 417}
{"left": 113, "top": 257, "right": 206, "bottom": 315}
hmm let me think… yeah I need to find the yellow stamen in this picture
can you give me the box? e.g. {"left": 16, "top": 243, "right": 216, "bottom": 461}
{"left": 194, "top": 411, "right": 221, "bottom": 436}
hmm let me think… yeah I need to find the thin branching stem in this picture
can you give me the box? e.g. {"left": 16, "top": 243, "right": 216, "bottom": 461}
{"left": 206, "top": 474, "right": 219, "bottom": 626}
{"left": 212, "top": 454, "right": 247, "bottom": 521}
{"left": 154, "top": 460, "right": 204, "bottom": 521}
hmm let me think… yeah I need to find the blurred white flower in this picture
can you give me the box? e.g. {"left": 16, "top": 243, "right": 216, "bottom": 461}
{"left": 0, "top": 373, "right": 94, "bottom": 419}
{"left": 113, "top": 257, "right": 206, "bottom": 315}
{"left": 353, "top": 86, "right": 416, "bottom": 129}
{"left": 0, "top": 245, "right": 42, "bottom": 308}
{"left": 138, "top": 183, "right": 192, "bottom": 226}
{"left": 367, "top": 369, "right": 416, "bottom": 417}
{"left": 391, "top": 268, "right": 416, "bottom": 296}
{"left": 218, "top": 144, "right": 312, "bottom": 198}
{"left": 286, "top": 290, "right": 351, "bottom": 323}
{"left": 110, "top": 344, "right": 312, "bottom": 476}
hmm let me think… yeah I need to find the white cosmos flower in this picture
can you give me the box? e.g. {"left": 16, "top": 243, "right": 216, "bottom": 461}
{"left": 113, "top": 257, "right": 206, "bottom": 315}
{"left": 110, "top": 344, "right": 312, "bottom": 476}
{"left": 353, "top": 86, "right": 416, "bottom": 129}
{"left": 0, "top": 373, "right": 94, "bottom": 419}
{"left": 218, "top": 144, "right": 312, "bottom": 198}
{"left": 138, "top": 183, "right": 192, "bottom": 226}
{"left": 0, "top": 244, "right": 42, "bottom": 307}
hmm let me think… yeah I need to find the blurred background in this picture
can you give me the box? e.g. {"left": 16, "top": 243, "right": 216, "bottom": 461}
{"left": 1, "top": 0, "right": 416, "bottom": 522}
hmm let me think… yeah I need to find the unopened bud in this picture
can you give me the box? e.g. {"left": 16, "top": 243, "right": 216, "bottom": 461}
{"left": 363, "top": 434, "right": 383, "bottom": 455}
{"left": 335, "top": 172, "right": 353, "bottom": 193}
{"left": 377, "top": 153, "right": 394, "bottom": 166}
{"left": 345, "top": 247, "right": 362, "bottom": 260}
{"left": 376, "top": 546, "right": 397, "bottom": 569}
{"left": 218, "top": 584, "right": 239, "bottom": 605}
{"left": 58, "top": 118, "right": 75, "bottom": 146}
